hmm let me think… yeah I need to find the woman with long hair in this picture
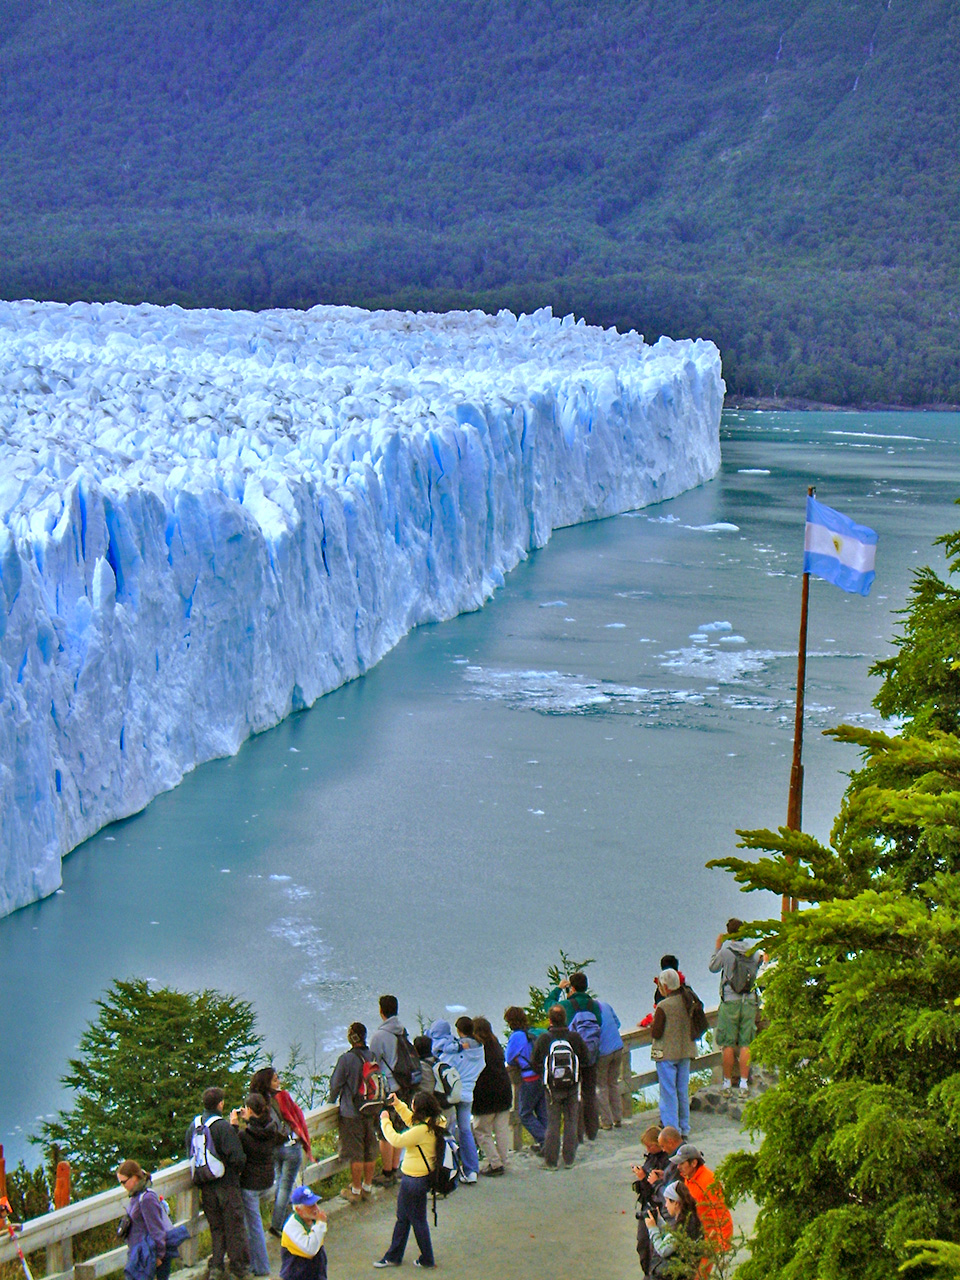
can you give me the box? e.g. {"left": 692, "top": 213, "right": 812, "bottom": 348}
{"left": 374, "top": 1090, "right": 445, "bottom": 1269}
{"left": 470, "top": 1016, "right": 513, "bottom": 1176}
{"left": 645, "top": 1180, "right": 703, "bottom": 1278}
{"left": 250, "top": 1066, "right": 314, "bottom": 1238}
{"left": 232, "top": 1092, "right": 285, "bottom": 1275}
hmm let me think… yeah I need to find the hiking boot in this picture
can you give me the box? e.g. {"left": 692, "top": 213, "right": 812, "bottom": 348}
{"left": 480, "top": 1165, "right": 504, "bottom": 1176}
{"left": 340, "top": 1187, "right": 362, "bottom": 1204}
{"left": 372, "top": 1171, "right": 397, "bottom": 1187}
{"left": 598, "top": 1119, "right": 613, "bottom": 1130}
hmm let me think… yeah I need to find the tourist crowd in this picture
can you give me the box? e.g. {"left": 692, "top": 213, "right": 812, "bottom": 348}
{"left": 114, "top": 920, "right": 760, "bottom": 1277}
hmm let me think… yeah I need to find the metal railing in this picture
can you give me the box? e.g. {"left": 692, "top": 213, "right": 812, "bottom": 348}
{"left": 1, "top": 1010, "right": 720, "bottom": 1280}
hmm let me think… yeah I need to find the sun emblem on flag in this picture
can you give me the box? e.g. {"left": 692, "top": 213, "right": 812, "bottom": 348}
{"left": 832, "top": 535, "right": 843, "bottom": 555}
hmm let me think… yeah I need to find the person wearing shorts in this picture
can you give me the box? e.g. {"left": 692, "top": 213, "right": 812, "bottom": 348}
{"left": 328, "top": 1022, "right": 378, "bottom": 1203}
{"left": 709, "top": 918, "right": 762, "bottom": 1095}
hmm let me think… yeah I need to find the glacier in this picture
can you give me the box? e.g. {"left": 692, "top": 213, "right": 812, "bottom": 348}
{"left": 0, "top": 300, "right": 723, "bottom": 916}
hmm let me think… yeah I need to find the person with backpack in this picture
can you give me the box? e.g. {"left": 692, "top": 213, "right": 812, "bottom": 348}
{"left": 504, "top": 1006, "right": 547, "bottom": 1150}
{"left": 184, "top": 1087, "right": 249, "bottom": 1280}
{"left": 116, "top": 1159, "right": 189, "bottom": 1280}
{"left": 531, "top": 1005, "right": 590, "bottom": 1169}
{"left": 650, "top": 969, "right": 697, "bottom": 1140}
{"left": 370, "top": 995, "right": 422, "bottom": 1187}
{"left": 374, "top": 1091, "right": 446, "bottom": 1269}
{"left": 279, "top": 1185, "right": 328, "bottom": 1280}
{"left": 429, "top": 1016, "right": 483, "bottom": 1184}
{"left": 249, "top": 1067, "right": 314, "bottom": 1238}
{"left": 470, "top": 1016, "right": 513, "bottom": 1176}
{"left": 232, "top": 1094, "right": 285, "bottom": 1275}
{"left": 595, "top": 998, "right": 625, "bottom": 1130}
{"left": 327, "top": 1022, "right": 380, "bottom": 1205}
{"left": 544, "top": 972, "right": 602, "bottom": 1142}
{"left": 709, "top": 918, "right": 763, "bottom": 1096}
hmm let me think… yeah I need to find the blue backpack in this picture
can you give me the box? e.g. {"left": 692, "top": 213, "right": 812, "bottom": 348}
{"left": 569, "top": 1009, "right": 601, "bottom": 1066}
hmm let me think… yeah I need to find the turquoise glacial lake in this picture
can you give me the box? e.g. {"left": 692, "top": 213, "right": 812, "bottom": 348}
{"left": 3, "top": 409, "right": 960, "bottom": 1163}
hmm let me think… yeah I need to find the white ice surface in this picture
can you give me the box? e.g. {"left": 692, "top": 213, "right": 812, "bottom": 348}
{"left": 0, "top": 300, "right": 723, "bottom": 915}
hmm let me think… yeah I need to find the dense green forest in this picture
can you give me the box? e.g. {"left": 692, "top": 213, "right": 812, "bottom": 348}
{"left": 1, "top": 0, "right": 958, "bottom": 404}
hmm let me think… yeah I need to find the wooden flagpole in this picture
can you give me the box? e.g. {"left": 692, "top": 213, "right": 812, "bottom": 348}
{"left": 783, "top": 484, "right": 815, "bottom": 918}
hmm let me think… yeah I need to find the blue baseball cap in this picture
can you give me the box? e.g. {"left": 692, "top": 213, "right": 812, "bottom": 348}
{"left": 290, "top": 1186, "right": 321, "bottom": 1206}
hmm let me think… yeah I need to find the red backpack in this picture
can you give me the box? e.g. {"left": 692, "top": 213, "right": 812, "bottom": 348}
{"left": 354, "top": 1050, "right": 387, "bottom": 1113}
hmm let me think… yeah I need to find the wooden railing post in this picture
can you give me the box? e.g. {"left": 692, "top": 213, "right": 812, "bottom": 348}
{"left": 46, "top": 1163, "right": 73, "bottom": 1276}
{"left": 619, "top": 1047, "right": 635, "bottom": 1118}
{"left": 179, "top": 1187, "right": 201, "bottom": 1267}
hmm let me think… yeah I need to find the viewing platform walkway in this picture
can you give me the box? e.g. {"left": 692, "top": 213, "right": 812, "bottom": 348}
{"left": 2, "top": 1015, "right": 759, "bottom": 1279}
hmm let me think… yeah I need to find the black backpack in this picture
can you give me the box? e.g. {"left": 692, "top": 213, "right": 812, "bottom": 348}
{"left": 392, "top": 1030, "right": 423, "bottom": 1094}
{"left": 680, "top": 984, "right": 710, "bottom": 1039}
{"left": 729, "top": 950, "right": 757, "bottom": 996}
{"left": 417, "top": 1124, "right": 461, "bottom": 1225}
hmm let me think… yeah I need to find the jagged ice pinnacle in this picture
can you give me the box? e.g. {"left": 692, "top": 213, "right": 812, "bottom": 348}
{"left": 0, "top": 300, "right": 723, "bottom": 916}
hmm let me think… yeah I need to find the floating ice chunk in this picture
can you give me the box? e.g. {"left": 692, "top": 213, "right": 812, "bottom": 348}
{"left": 269, "top": 874, "right": 293, "bottom": 882}
{"left": 289, "top": 747, "right": 300, "bottom": 753}
{"left": 698, "top": 621, "right": 733, "bottom": 632}
{"left": 686, "top": 522, "right": 740, "bottom": 532}
{"left": 719, "top": 635, "right": 747, "bottom": 644}
{"left": 605, "top": 622, "right": 626, "bottom": 628}
{"left": 540, "top": 600, "right": 568, "bottom": 608}
{"left": 737, "top": 469, "right": 771, "bottom": 474}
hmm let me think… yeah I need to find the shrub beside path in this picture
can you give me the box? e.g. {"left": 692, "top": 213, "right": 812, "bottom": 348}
{"left": 229, "top": 1107, "right": 758, "bottom": 1277}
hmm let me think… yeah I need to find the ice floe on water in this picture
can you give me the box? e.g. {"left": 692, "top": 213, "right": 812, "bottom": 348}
{"left": 0, "top": 300, "right": 723, "bottom": 914}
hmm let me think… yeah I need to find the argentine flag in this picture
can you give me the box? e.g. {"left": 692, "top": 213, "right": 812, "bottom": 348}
{"left": 803, "top": 496, "right": 878, "bottom": 596}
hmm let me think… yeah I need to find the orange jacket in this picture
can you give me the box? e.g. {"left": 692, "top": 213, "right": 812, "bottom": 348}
{"left": 684, "top": 1163, "right": 733, "bottom": 1250}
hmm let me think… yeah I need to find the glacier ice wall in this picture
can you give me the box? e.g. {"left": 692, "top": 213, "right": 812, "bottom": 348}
{"left": 0, "top": 300, "right": 723, "bottom": 915}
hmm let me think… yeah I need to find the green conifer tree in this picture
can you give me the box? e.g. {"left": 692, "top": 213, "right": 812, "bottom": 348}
{"left": 707, "top": 515, "right": 960, "bottom": 1278}
{"left": 35, "top": 978, "right": 262, "bottom": 1191}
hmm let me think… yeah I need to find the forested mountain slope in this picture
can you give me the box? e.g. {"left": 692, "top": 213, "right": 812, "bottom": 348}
{"left": 1, "top": 0, "right": 957, "bottom": 403}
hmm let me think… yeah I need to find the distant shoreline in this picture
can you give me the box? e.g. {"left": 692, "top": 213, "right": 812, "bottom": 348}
{"left": 724, "top": 395, "right": 960, "bottom": 413}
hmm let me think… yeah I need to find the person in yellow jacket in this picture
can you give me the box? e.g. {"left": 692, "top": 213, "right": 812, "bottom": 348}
{"left": 373, "top": 1091, "right": 446, "bottom": 1269}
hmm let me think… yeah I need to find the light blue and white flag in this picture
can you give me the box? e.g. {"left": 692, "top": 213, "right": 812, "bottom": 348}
{"left": 803, "top": 496, "right": 878, "bottom": 596}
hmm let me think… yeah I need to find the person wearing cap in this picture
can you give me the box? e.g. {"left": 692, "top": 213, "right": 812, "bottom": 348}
{"left": 650, "top": 969, "right": 697, "bottom": 1140}
{"left": 279, "top": 1186, "right": 328, "bottom": 1280}
{"left": 644, "top": 1179, "right": 702, "bottom": 1278}
{"left": 668, "top": 1145, "right": 733, "bottom": 1261}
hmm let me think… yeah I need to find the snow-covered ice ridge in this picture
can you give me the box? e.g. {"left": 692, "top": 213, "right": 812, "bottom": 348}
{"left": 0, "top": 300, "right": 723, "bottom": 915}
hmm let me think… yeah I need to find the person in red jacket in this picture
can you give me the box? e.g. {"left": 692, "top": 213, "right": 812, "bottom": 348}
{"left": 668, "top": 1144, "right": 733, "bottom": 1269}
{"left": 250, "top": 1067, "right": 314, "bottom": 1238}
